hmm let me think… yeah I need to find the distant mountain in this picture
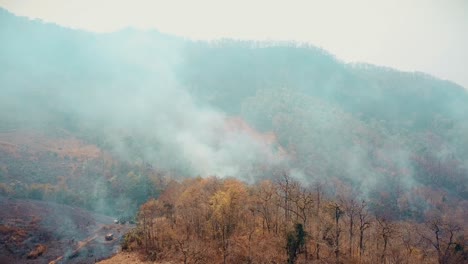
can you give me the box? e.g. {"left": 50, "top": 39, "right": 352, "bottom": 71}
{"left": 1, "top": 8, "right": 466, "bottom": 131}
{"left": 0, "top": 7, "right": 467, "bottom": 214}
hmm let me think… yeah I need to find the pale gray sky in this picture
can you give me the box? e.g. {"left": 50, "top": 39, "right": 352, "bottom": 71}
{"left": 1, "top": 0, "right": 467, "bottom": 88}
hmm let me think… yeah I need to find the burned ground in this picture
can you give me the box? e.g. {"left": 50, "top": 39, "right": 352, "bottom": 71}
{"left": 0, "top": 197, "right": 133, "bottom": 264}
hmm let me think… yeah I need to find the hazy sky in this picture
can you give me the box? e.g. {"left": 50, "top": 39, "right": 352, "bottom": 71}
{"left": 1, "top": 0, "right": 467, "bottom": 88}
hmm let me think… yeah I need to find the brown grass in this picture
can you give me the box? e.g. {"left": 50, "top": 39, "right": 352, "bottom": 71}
{"left": 27, "top": 244, "right": 47, "bottom": 259}
{"left": 0, "top": 225, "right": 28, "bottom": 242}
{"left": 0, "top": 131, "right": 102, "bottom": 160}
{"left": 97, "top": 252, "right": 174, "bottom": 264}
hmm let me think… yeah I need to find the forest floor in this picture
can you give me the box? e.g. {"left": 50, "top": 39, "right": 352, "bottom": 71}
{"left": 98, "top": 251, "right": 178, "bottom": 264}
{"left": 98, "top": 252, "right": 156, "bottom": 264}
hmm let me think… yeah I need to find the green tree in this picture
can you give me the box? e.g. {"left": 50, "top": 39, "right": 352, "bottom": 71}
{"left": 286, "top": 223, "right": 306, "bottom": 264}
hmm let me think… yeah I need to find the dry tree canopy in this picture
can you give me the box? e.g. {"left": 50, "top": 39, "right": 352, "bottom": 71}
{"left": 128, "top": 176, "right": 467, "bottom": 264}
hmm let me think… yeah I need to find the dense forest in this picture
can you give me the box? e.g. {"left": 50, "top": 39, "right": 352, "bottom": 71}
{"left": 0, "top": 8, "right": 467, "bottom": 263}
{"left": 124, "top": 176, "right": 466, "bottom": 263}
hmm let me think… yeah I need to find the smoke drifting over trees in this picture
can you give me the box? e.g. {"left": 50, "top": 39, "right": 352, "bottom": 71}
{"left": 0, "top": 8, "right": 467, "bottom": 263}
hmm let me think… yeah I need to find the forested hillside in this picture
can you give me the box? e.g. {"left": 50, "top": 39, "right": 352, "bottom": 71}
{"left": 123, "top": 176, "right": 466, "bottom": 263}
{"left": 0, "top": 8, "right": 467, "bottom": 263}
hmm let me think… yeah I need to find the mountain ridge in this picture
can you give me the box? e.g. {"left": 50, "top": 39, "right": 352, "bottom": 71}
{"left": 1, "top": 5, "right": 467, "bottom": 206}
{"left": 1, "top": 6, "right": 465, "bottom": 90}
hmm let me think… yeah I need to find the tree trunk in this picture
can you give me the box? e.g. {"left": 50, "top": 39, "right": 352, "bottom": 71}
{"left": 359, "top": 227, "right": 364, "bottom": 260}
{"left": 315, "top": 187, "right": 321, "bottom": 260}
{"left": 335, "top": 206, "right": 341, "bottom": 264}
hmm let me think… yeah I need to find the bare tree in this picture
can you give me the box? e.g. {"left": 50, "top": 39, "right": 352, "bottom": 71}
{"left": 327, "top": 202, "right": 344, "bottom": 264}
{"left": 376, "top": 216, "right": 396, "bottom": 264}
{"left": 420, "top": 216, "right": 462, "bottom": 264}
{"left": 340, "top": 195, "right": 359, "bottom": 258}
{"left": 288, "top": 184, "right": 314, "bottom": 261}
{"left": 255, "top": 180, "right": 277, "bottom": 234}
{"left": 276, "top": 171, "right": 293, "bottom": 223}
{"left": 357, "top": 200, "right": 371, "bottom": 260}
{"left": 313, "top": 182, "right": 324, "bottom": 261}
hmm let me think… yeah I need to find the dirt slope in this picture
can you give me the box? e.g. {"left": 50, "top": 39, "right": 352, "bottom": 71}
{"left": 97, "top": 251, "right": 176, "bottom": 264}
{"left": 0, "top": 197, "right": 133, "bottom": 264}
{"left": 97, "top": 252, "right": 151, "bottom": 264}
